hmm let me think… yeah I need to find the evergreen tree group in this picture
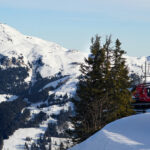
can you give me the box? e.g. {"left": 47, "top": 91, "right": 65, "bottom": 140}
{"left": 72, "top": 35, "right": 134, "bottom": 142}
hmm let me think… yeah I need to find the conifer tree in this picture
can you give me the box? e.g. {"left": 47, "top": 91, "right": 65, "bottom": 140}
{"left": 60, "top": 142, "right": 65, "bottom": 150}
{"left": 108, "top": 39, "right": 134, "bottom": 121}
{"left": 72, "top": 35, "right": 111, "bottom": 142}
{"left": 0, "top": 136, "right": 3, "bottom": 150}
{"left": 24, "top": 142, "right": 29, "bottom": 150}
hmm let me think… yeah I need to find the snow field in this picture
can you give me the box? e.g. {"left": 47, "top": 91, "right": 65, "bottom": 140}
{"left": 70, "top": 113, "right": 150, "bottom": 150}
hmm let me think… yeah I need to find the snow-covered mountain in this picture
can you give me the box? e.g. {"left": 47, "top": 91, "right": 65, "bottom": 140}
{"left": 0, "top": 23, "right": 149, "bottom": 150}
{"left": 0, "top": 23, "right": 89, "bottom": 98}
{"left": 0, "top": 23, "right": 149, "bottom": 101}
{"left": 0, "top": 23, "right": 87, "bottom": 150}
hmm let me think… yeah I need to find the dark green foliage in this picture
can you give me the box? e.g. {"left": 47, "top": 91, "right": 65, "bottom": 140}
{"left": 28, "top": 89, "right": 49, "bottom": 103}
{"left": 36, "top": 57, "right": 44, "bottom": 66}
{"left": 107, "top": 39, "right": 135, "bottom": 121}
{"left": 20, "top": 108, "right": 30, "bottom": 125}
{"left": 36, "top": 94, "right": 70, "bottom": 109}
{"left": 28, "top": 108, "right": 73, "bottom": 149}
{"left": 24, "top": 142, "right": 29, "bottom": 150}
{"left": 0, "top": 67, "right": 29, "bottom": 95}
{"left": 130, "top": 73, "right": 141, "bottom": 86}
{"left": 0, "top": 55, "right": 23, "bottom": 66}
{"left": 25, "top": 137, "right": 32, "bottom": 141}
{"left": 45, "top": 109, "right": 72, "bottom": 138}
{"left": 60, "top": 142, "right": 65, "bottom": 150}
{"left": 72, "top": 35, "right": 111, "bottom": 141}
{"left": 0, "top": 136, "right": 3, "bottom": 150}
{"left": 70, "top": 62, "right": 81, "bottom": 65}
{"left": 26, "top": 136, "right": 51, "bottom": 150}
{"left": 29, "top": 78, "right": 52, "bottom": 94}
{"left": 38, "top": 103, "right": 48, "bottom": 108}
{"left": 30, "top": 143, "right": 39, "bottom": 150}
{"left": 72, "top": 35, "right": 134, "bottom": 142}
{"left": 0, "top": 99, "right": 29, "bottom": 139}
{"left": 45, "top": 123, "right": 58, "bottom": 137}
{"left": 52, "top": 108, "right": 72, "bottom": 125}
{"left": 26, "top": 111, "right": 47, "bottom": 127}
{"left": 28, "top": 74, "right": 69, "bottom": 103}
{"left": 34, "top": 76, "right": 70, "bottom": 95}
{"left": 36, "top": 134, "right": 47, "bottom": 150}
{"left": 47, "top": 94, "right": 56, "bottom": 104}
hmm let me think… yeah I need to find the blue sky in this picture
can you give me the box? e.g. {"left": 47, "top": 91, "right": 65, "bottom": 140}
{"left": 0, "top": 0, "right": 150, "bottom": 56}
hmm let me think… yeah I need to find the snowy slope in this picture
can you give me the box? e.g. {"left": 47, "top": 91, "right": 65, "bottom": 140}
{"left": 3, "top": 103, "right": 71, "bottom": 150}
{"left": 125, "top": 55, "right": 149, "bottom": 76}
{"left": 0, "top": 23, "right": 88, "bottom": 97}
{"left": 0, "top": 23, "right": 88, "bottom": 150}
{"left": 3, "top": 128, "right": 44, "bottom": 150}
{"left": 70, "top": 113, "right": 150, "bottom": 150}
{"left": 0, "top": 23, "right": 85, "bottom": 77}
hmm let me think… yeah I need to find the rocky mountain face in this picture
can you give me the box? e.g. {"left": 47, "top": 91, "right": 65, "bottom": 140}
{"left": 0, "top": 23, "right": 149, "bottom": 150}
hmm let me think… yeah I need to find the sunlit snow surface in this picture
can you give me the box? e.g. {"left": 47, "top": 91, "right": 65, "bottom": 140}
{"left": 3, "top": 103, "right": 71, "bottom": 150}
{"left": 0, "top": 94, "right": 18, "bottom": 103}
{"left": 70, "top": 113, "right": 150, "bottom": 150}
{"left": 0, "top": 23, "right": 88, "bottom": 87}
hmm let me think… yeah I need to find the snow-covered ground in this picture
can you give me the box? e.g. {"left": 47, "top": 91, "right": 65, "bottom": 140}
{"left": 70, "top": 113, "right": 150, "bottom": 150}
{"left": 0, "top": 94, "right": 18, "bottom": 103}
{"left": 3, "top": 128, "right": 44, "bottom": 150}
{"left": 3, "top": 102, "right": 71, "bottom": 150}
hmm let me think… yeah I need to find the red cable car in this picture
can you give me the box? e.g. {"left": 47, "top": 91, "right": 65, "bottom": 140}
{"left": 133, "top": 83, "right": 150, "bottom": 102}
